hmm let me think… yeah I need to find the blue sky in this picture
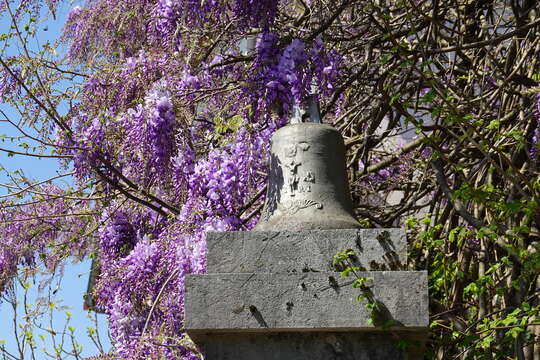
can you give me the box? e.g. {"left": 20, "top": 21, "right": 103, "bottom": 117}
{"left": 0, "top": 2, "right": 111, "bottom": 358}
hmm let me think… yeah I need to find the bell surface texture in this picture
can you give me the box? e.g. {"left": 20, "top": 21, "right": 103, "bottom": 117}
{"left": 255, "top": 122, "right": 361, "bottom": 231}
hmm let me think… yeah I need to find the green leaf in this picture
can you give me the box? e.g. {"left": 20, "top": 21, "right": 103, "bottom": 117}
{"left": 506, "top": 326, "right": 523, "bottom": 339}
{"left": 352, "top": 277, "right": 374, "bottom": 288}
{"left": 405, "top": 217, "right": 417, "bottom": 229}
{"left": 486, "top": 120, "right": 500, "bottom": 130}
{"left": 389, "top": 93, "right": 400, "bottom": 105}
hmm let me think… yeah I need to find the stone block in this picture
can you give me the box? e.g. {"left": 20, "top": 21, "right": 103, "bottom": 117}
{"left": 191, "top": 331, "right": 427, "bottom": 360}
{"left": 206, "top": 229, "right": 406, "bottom": 274}
{"left": 184, "top": 271, "right": 428, "bottom": 333}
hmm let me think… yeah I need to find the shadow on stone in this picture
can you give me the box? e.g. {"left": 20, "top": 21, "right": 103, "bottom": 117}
{"left": 260, "top": 153, "right": 283, "bottom": 221}
{"left": 376, "top": 230, "right": 396, "bottom": 253}
{"left": 249, "top": 305, "right": 269, "bottom": 328}
{"left": 370, "top": 299, "right": 404, "bottom": 328}
{"left": 358, "top": 287, "right": 404, "bottom": 328}
{"left": 375, "top": 231, "right": 405, "bottom": 270}
{"left": 383, "top": 250, "right": 405, "bottom": 270}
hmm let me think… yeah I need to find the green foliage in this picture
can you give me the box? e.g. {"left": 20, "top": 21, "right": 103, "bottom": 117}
{"left": 333, "top": 249, "right": 384, "bottom": 327}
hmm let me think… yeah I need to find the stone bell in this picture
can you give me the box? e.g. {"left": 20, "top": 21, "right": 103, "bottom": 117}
{"left": 255, "top": 96, "right": 360, "bottom": 231}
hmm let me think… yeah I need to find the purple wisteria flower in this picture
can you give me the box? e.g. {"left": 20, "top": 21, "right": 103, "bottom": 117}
{"left": 99, "top": 211, "right": 137, "bottom": 259}
{"left": 0, "top": 66, "right": 22, "bottom": 102}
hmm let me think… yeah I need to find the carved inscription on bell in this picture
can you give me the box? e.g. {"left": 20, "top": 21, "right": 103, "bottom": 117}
{"left": 285, "top": 159, "right": 301, "bottom": 196}
{"left": 283, "top": 199, "right": 323, "bottom": 215}
{"left": 282, "top": 142, "right": 320, "bottom": 200}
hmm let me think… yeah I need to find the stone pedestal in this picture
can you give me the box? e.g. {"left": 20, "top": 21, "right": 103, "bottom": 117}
{"left": 185, "top": 229, "right": 428, "bottom": 359}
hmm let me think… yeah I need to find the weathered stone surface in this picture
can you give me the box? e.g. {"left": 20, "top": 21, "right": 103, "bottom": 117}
{"left": 206, "top": 228, "right": 406, "bottom": 274}
{"left": 184, "top": 271, "right": 428, "bottom": 333}
{"left": 191, "top": 331, "right": 427, "bottom": 360}
{"left": 186, "top": 226, "right": 429, "bottom": 359}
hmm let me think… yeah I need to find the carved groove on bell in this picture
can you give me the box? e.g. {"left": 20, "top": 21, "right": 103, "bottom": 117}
{"left": 255, "top": 122, "right": 361, "bottom": 231}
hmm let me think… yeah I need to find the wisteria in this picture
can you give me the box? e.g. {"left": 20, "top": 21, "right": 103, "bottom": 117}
{"left": 2, "top": 0, "right": 540, "bottom": 359}
{"left": 247, "top": 32, "right": 341, "bottom": 120}
{"left": 0, "top": 67, "right": 21, "bottom": 102}
{"left": 146, "top": 90, "right": 176, "bottom": 177}
{"left": 233, "top": 0, "right": 279, "bottom": 28}
{"left": 99, "top": 211, "right": 137, "bottom": 260}
{"left": 0, "top": 185, "right": 92, "bottom": 293}
{"left": 54, "top": 4, "right": 330, "bottom": 350}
